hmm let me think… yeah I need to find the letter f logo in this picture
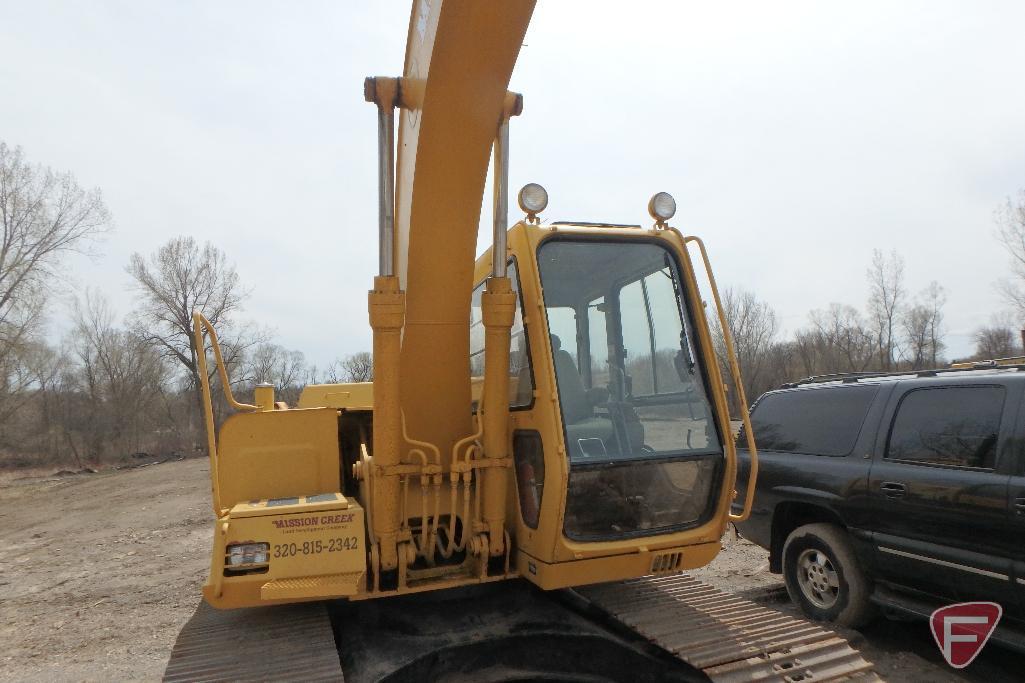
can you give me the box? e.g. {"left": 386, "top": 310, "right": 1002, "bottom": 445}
{"left": 930, "top": 602, "right": 1002, "bottom": 668}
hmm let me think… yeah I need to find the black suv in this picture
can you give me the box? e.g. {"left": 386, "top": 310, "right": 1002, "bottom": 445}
{"left": 733, "top": 366, "right": 1025, "bottom": 648}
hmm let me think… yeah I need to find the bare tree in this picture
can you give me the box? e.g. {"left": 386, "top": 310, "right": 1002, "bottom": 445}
{"left": 972, "top": 323, "right": 1018, "bottom": 360}
{"left": 0, "top": 340, "right": 64, "bottom": 450}
{"left": 901, "top": 305, "right": 934, "bottom": 370}
{"left": 0, "top": 141, "right": 109, "bottom": 416}
{"left": 126, "top": 236, "right": 256, "bottom": 425}
{"left": 995, "top": 189, "right": 1025, "bottom": 319}
{"left": 923, "top": 281, "right": 946, "bottom": 366}
{"left": 33, "top": 346, "right": 78, "bottom": 467}
{"left": 808, "top": 304, "right": 876, "bottom": 373}
{"left": 866, "top": 249, "right": 906, "bottom": 371}
{"left": 244, "top": 343, "right": 306, "bottom": 386}
{"left": 68, "top": 291, "right": 167, "bottom": 461}
{"left": 901, "top": 282, "right": 946, "bottom": 369}
{"left": 792, "top": 329, "right": 821, "bottom": 378}
{"left": 340, "top": 352, "right": 373, "bottom": 382}
{"left": 242, "top": 342, "right": 308, "bottom": 404}
{"left": 712, "top": 288, "right": 778, "bottom": 409}
{"left": 762, "top": 340, "right": 801, "bottom": 389}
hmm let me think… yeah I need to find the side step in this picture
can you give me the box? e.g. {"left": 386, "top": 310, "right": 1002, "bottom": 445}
{"left": 575, "top": 574, "right": 880, "bottom": 682}
{"left": 163, "top": 600, "right": 343, "bottom": 682}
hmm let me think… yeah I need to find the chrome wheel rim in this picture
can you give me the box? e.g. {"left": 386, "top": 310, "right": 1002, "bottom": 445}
{"left": 796, "top": 548, "right": 839, "bottom": 609}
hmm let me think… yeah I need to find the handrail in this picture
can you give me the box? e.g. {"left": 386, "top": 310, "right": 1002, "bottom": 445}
{"left": 191, "top": 312, "right": 258, "bottom": 517}
{"left": 677, "top": 234, "right": 758, "bottom": 523}
{"left": 192, "top": 313, "right": 259, "bottom": 413}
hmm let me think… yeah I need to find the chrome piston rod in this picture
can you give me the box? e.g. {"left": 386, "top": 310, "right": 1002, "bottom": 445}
{"left": 491, "top": 119, "right": 509, "bottom": 278}
{"left": 377, "top": 103, "right": 395, "bottom": 277}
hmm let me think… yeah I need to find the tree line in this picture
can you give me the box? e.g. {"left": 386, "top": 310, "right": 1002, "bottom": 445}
{"left": 3, "top": 139, "right": 1024, "bottom": 467}
{"left": 714, "top": 188, "right": 1025, "bottom": 412}
{"left": 0, "top": 142, "right": 370, "bottom": 469}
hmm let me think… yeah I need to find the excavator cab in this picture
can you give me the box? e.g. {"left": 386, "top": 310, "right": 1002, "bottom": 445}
{"left": 538, "top": 238, "right": 721, "bottom": 539}
{"left": 469, "top": 209, "right": 752, "bottom": 590}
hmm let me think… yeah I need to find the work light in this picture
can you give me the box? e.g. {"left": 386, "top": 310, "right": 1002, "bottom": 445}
{"left": 648, "top": 192, "right": 676, "bottom": 223}
{"left": 518, "top": 183, "right": 548, "bottom": 216}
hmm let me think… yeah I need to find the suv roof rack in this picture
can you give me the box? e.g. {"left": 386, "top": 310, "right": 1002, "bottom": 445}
{"left": 780, "top": 360, "right": 1025, "bottom": 389}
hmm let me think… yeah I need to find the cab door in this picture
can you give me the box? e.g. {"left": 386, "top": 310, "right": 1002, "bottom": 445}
{"left": 867, "top": 380, "right": 1017, "bottom": 608}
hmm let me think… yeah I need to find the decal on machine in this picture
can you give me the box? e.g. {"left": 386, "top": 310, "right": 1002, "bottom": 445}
{"left": 273, "top": 537, "right": 359, "bottom": 559}
{"left": 271, "top": 513, "right": 358, "bottom": 534}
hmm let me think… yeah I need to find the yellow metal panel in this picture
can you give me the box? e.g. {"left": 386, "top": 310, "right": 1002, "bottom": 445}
{"left": 394, "top": 0, "right": 535, "bottom": 468}
{"left": 297, "top": 382, "right": 374, "bottom": 410}
{"left": 517, "top": 542, "right": 721, "bottom": 591}
{"left": 216, "top": 408, "right": 341, "bottom": 510}
{"left": 205, "top": 500, "right": 366, "bottom": 609}
{"left": 261, "top": 573, "right": 364, "bottom": 601}
{"left": 229, "top": 493, "right": 350, "bottom": 519}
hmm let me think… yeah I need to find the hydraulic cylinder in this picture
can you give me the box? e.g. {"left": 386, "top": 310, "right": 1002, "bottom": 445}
{"left": 369, "top": 275, "right": 405, "bottom": 572}
{"left": 480, "top": 275, "right": 516, "bottom": 556}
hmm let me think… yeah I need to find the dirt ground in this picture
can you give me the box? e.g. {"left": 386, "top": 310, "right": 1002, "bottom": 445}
{"left": 0, "top": 459, "right": 211, "bottom": 682}
{"left": 1, "top": 458, "right": 1022, "bottom": 682}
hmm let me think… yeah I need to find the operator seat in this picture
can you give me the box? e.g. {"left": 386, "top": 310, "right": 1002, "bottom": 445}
{"left": 551, "top": 334, "right": 591, "bottom": 423}
{"left": 550, "top": 334, "right": 615, "bottom": 459}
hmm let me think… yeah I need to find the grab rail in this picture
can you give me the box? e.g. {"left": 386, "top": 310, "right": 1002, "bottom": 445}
{"left": 678, "top": 235, "right": 759, "bottom": 523}
{"left": 192, "top": 312, "right": 258, "bottom": 516}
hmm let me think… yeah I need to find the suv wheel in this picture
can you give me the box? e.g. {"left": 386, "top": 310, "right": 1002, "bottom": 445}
{"left": 782, "top": 523, "right": 874, "bottom": 628}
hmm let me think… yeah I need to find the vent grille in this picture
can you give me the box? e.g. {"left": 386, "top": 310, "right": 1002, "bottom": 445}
{"left": 650, "top": 551, "right": 683, "bottom": 574}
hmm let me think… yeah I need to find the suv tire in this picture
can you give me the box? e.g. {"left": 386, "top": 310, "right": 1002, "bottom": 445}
{"left": 782, "top": 523, "right": 874, "bottom": 628}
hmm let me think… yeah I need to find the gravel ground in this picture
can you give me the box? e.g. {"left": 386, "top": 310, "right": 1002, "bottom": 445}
{"left": 0, "top": 459, "right": 211, "bottom": 682}
{"left": 1, "top": 458, "right": 1022, "bottom": 681}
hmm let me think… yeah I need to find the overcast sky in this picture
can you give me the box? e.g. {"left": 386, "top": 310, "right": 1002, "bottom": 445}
{"left": 3, "top": 0, "right": 1024, "bottom": 367}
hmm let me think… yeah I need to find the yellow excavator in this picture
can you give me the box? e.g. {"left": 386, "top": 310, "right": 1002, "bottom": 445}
{"left": 166, "top": 2, "right": 879, "bottom": 681}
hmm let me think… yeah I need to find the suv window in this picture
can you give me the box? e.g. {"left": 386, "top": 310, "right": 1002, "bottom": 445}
{"left": 746, "top": 385, "right": 877, "bottom": 456}
{"left": 886, "top": 386, "right": 1004, "bottom": 469}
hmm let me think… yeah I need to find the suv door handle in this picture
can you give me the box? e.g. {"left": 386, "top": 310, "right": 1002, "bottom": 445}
{"left": 880, "top": 481, "right": 907, "bottom": 498}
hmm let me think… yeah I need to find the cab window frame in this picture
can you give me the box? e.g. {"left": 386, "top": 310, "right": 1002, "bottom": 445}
{"left": 535, "top": 234, "right": 726, "bottom": 542}
{"left": 533, "top": 232, "right": 725, "bottom": 451}
{"left": 535, "top": 233, "right": 726, "bottom": 463}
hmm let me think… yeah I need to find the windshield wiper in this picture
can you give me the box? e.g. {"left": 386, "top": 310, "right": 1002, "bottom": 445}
{"left": 663, "top": 256, "right": 696, "bottom": 375}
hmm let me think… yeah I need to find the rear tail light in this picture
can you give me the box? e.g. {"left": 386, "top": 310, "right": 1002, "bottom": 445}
{"left": 514, "top": 431, "right": 545, "bottom": 529}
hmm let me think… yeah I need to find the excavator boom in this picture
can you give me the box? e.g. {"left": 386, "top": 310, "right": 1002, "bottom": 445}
{"left": 394, "top": 2, "right": 534, "bottom": 467}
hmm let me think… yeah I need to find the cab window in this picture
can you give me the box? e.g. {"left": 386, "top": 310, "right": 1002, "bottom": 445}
{"left": 537, "top": 238, "right": 723, "bottom": 540}
{"left": 469, "top": 260, "right": 533, "bottom": 408}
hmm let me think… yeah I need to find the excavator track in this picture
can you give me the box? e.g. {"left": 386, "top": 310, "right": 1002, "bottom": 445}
{"left": 575, "top": 574, "right": 880, "bottom": 682}
{"left": 164, "top": 574, "right": 879, "bottom": 682}
{"left": 163, "top": 600, "right": 343, "bottom": 682}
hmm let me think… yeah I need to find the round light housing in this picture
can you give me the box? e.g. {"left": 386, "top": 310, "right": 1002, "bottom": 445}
{"left": 648, "top": 192, "right": 676, "bottom": 223}
{"left": 518, "top": 183, "right": 549, "bottom": 215}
